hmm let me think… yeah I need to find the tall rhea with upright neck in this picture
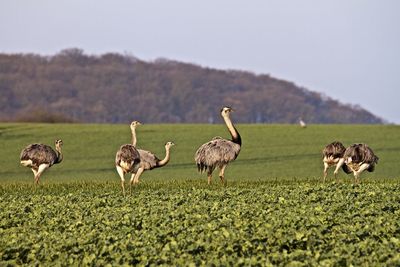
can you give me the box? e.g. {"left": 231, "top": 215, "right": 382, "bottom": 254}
{"left": 194, "top": 106, "right": 242, "bottom": 185}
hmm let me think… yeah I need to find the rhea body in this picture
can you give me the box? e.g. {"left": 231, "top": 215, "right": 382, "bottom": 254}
{"left": 115, "top": 121, "right": 143, "bottom": 196}
{"left": 20, "top": 139, "right": 63, "bottom": 184}
{"left": 129, "top": 121, "right": 175, "bottom": 173}
{"left": 322, "top": 141, "right": 346, "bottom": 181}
{"left": 195, "top": 107, "right": 241, "bottom": 185}
{"left": 337, "top": 143, "right": 379, "bottom": 183}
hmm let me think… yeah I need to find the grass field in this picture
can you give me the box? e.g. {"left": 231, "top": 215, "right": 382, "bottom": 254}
{"left": 1, "top": 123, "right": 399, "bottom": 182}
{"left": 1, "top": 123, "right": 400, "bottom": 265}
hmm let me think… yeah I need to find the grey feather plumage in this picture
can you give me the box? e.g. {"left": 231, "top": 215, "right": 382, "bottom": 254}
{"left": 344, "top": 143, "right": 379, "bottom": 172}
{"left": 194, "top": 106, "right": 241, "bottom": 184}
{"left": 138, "top": 149, "right": 160, "bottom": 170}
{"left": 20, "top": 143, "right": 61, "bottom": 170}
{"left": 322, "top": 141, "right": 346, "bottom": 159}
{"left": 195, "top": 138, "right": 241, "bottom": 173}
{"left": 115, "top": 144, "right": 141, "bottom": 173}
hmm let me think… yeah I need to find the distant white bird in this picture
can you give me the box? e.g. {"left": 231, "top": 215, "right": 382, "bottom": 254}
{"left": 322, "top": 141, "right": 346, "bottom": 181}
{"left": 299, "top": 117, "right": 307, "bottom": 128}
{"left": 195, "top": 107, "right": 241, "bottom": 185}
{"left": 20, "top": 139, "right": 63, "bottom": 184}
{"left": 338, "top": 143, "right": 379, "bottom": 183}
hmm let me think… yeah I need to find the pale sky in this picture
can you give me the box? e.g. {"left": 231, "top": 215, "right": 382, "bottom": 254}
{"left": 1, "top": 0, "right": 399, "bottom": 123}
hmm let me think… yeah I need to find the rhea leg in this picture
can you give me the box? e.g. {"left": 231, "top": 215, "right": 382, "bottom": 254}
{"left": 128, "top": 172, "right": 136, "bottom": 195}
{"left": 334, "top": 158, "right": 345, "bottom": 180}
{"left": 207, "top": 168, "right": 214, "bottom": 185}
{"left": 31, "top": 168, "right": 38, "bottom": 184}
{"left": 353, "top": 171, "right": 359, "bottom": 184}
{"left": 132, "top": 167, "right": 144, "bottom": 184}
{"left": 116, "top": 166, "right": 126, "bottom": 196}
{"left": 323, "top": 162, "right": 329, "bottom": 182}
{"left": 219, "top": 164, "right": 227, "bottom": 185}
{"left": 35, "top": 164, "right": 49, "bottom": 185}
{"left": 354, "top": 163, "right": 370, "bottom": 184}
{"left": 127, "top": 168, "right": 144, "bottom": 194}
{"left": 357, "top": 163, "right": 370, "bottom": 175}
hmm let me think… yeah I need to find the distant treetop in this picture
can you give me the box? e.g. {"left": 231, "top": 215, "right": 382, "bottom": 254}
{"left": 0, "top": 49, "right": 384, "bottom": 124}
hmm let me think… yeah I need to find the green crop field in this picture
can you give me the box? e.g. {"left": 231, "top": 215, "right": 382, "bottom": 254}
{"left": 1, "top": 123, "right": 400, "bottom": 265}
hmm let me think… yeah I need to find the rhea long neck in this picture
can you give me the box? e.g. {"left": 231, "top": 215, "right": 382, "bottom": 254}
{"left": 222, "top": 114, "right": 241, "bottom": 146}
{"left": 157, "top": 146, "right": 172, "bottom": 167}
{"left": 55, "top": 146, "right": 63, "bottom": 164}
{"left": 131, "top": 127, "right": 137, "bottom": 147}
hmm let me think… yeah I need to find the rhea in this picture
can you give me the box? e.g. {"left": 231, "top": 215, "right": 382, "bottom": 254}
{"left": 129, "top": 121, "right": 175, "bottom": 175}
{"left": 338, "top": 143, "right": 379, "bottom": 183}
{"left": 322, "top": 141, "right": 346, "bottom": 181}
{"left": 20, "top": 139, "right": 63, "bottom": 184}
{"left": 195, "top": 107, "right": 241, "bottom": 185}
{"left": 115, "top": 122, "right": 143, "bottom": 196}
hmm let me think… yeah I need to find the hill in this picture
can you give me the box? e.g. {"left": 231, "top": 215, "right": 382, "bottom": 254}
{"left": 0, "top": 48, "right": 384, "bottom": 123}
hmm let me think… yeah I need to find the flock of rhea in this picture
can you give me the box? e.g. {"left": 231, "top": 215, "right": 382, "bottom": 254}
{"left": 19, "top": 106, "right": 378, "bottom": 194}
{"left": 322, "top": 141, "right": 378, "bottom": 183}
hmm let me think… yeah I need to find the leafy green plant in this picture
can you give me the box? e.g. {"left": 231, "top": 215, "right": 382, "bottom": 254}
{"left": 1, "top": 182, "right": 400, "bottom": 265}
{"left": 0, "top": 123, "right": 399, "bottom": 265}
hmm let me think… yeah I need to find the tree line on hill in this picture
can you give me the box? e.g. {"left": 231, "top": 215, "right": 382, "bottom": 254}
{"left": 0, "top": 48, "right": 384, "bottom": 124}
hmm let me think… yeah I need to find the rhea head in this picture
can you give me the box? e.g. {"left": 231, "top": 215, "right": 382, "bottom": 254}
{"left": 220, "top": 106, "right": 233, "bottom": 117}
{"left": 130, "top": 120, "right": 142, "bottom": 130}
{"left": 165, "top": 141, "right": 175, "bottom": 148}
{"left": 55, "top": 139, "right": 63, "bottom": 149}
